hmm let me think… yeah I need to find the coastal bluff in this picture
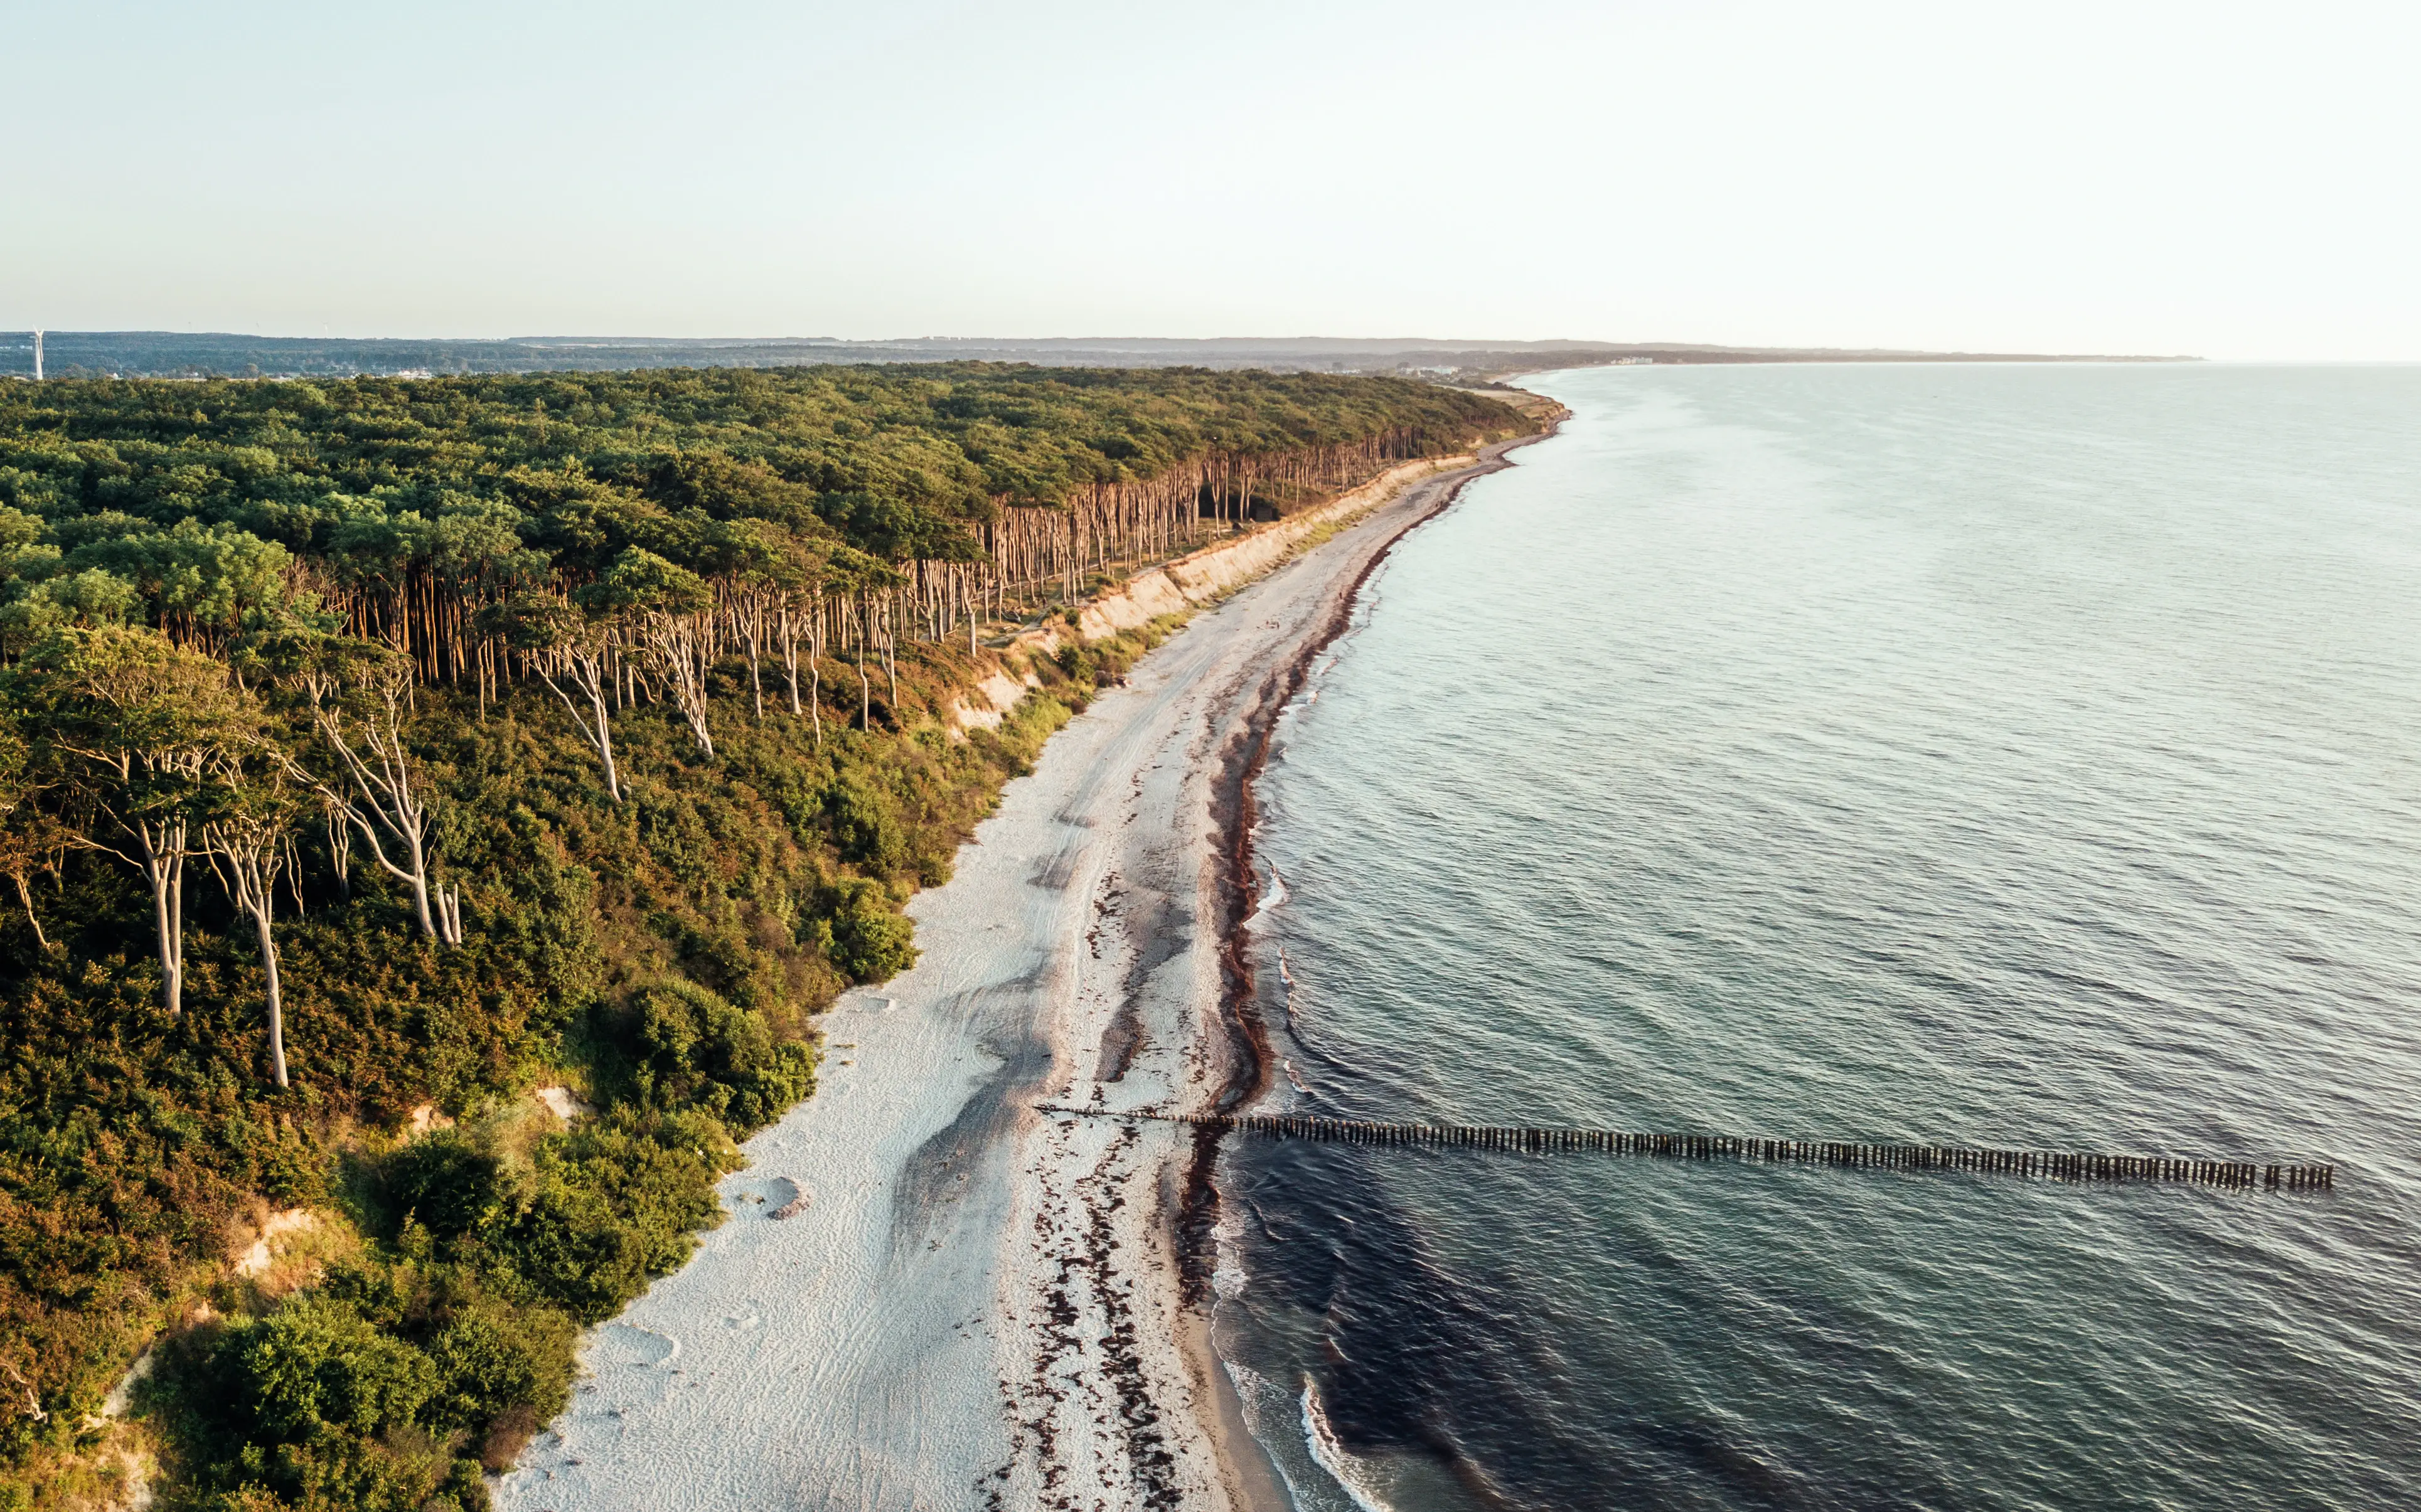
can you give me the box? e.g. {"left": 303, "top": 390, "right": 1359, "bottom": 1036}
{"left": 950, "top": 453, "right": 1477, "bottom": 731}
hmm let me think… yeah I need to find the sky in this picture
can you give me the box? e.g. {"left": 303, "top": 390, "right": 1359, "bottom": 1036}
{"left": 6, "top": 1, "right": 2417, "bottom": 359}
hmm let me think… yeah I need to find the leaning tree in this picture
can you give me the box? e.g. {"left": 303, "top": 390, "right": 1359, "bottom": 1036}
{"left": 286, "top": 636, "right": 464, "bottom": 946}
{"left": 479, "top": 593, "right": 626, "bottom": 804}
{"left": 588, "top": 548, "right": 719, "bottom": 759}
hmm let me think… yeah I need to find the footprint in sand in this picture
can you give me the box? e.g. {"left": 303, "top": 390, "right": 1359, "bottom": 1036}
{"left": 594, "top": 1323, "right": 680, "bottom": 1370}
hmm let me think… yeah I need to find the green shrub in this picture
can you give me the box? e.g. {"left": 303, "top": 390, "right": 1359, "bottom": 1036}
{"left": 489, "top": 1112, "right": 730, "bottom": 1322}
{"left": 630, "top": 979, "right": 815, "bottom": 1133}
{"left": 253, "top": 1126, "right": 334, "bottom": 1208}
{"left": 218, "top": 1299, "right": 437, "bottom": 1441}
{"left": 382, "top": 1134, "right": 509, "bottom": 1243}
{"left": 823, "top": 878, "right": 918, "bottom": 984}
{"left": 209, "top": 1435, "right": 481, "bottom": 1512}
{"left": 425, "top": 1299, "right": 575, "bottom": 1435}
{"left": 826, "top": 770, "right": 909, "bottom": 874}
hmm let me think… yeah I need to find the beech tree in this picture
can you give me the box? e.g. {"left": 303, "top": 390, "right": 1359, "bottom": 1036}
{"left": 819, "top": 548, "right": 901, "bottom": 733}
{"left": 588, "top": 549, "right": 717, "bottom": 759}
{"left": 481, "top": 595, "right": 623, "bottom": 802}
{"left": 291, "top": 639, "right": 463, "bottom": 946}
{"left": 0, "top": 725, "right": 68, "bottom": 946}
{"left": 8, "top": 626, "right": 253, "bottom": 1014}
{"left": 201, "top": 742, "right": 305, "bottom": 1087}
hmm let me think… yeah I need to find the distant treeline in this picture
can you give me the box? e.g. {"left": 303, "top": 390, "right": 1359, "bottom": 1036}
{"left": 1, "top": 333, "right": 2188, "bottom": 383}
{"left": 0, "top": 363, "right": 1517, "bottom": 687}
{"left": 0, "top": 365, "right": 1527, "bottom": 1510}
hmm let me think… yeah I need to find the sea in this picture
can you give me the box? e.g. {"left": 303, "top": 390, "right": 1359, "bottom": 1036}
{"left": 1213, "top": 362, "right": 2421, "bottom": 1511}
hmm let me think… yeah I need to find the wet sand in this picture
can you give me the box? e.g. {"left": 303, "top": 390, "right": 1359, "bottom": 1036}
{"left": 496, "top": 438, "right": 1542, "bottom": 1512}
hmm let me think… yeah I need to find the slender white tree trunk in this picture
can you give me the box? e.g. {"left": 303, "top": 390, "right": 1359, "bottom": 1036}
{"left": 11, "top": 873, "right": 45, "bottom": 947}
{"left": 139, "top": 821, "right": 184, "bottom": 1016}
{"left": 208, "top": 817, "right": 291, "bottom": 1089}
{"left": 540, "top": 652, "right": 621, "bottom": 802}
{"left": 313, "top": 686, "right": 447, "bottom": 941}
{"left": 254, "top": 905, "right": 288, "bottom": 1089}
{"left": 743, "top": 597, "right": 766, "bottom": 723}
{"left": 857, "top": 597, "right": 872, "bottom": 732}
{"left": 778, "top": 599, "right": 803, "bottom": 716}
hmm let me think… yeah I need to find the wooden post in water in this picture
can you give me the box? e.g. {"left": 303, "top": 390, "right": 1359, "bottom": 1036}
{"left": 1128, "top": 1107, "right": 2327, "bottom": 1197}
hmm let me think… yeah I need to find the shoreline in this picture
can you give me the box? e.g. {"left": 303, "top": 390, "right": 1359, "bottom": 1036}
{"left": 493, "top": 424, "right": 1558, "bottom": 1512}
{"left": 1182, "top": 423, "right": 1563, "bottom": 1509}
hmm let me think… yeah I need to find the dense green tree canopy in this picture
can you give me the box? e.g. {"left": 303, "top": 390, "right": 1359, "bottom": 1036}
{"left": 0, "top": 366, "right": 1516, "bottom": 634}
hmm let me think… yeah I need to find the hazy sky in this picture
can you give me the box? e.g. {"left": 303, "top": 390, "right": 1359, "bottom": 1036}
{"left": 8, "top": 1, "right": 2416, "bottom": 358}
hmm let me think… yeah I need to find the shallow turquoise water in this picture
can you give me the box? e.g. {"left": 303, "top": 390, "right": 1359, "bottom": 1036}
{"left": 1217, "top": 363, "right": 2421, "bottom": 1511}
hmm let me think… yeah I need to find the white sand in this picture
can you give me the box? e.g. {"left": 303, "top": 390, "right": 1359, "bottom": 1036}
{"left": 496, "top": 448, "right": 1526, "bottom": 1512}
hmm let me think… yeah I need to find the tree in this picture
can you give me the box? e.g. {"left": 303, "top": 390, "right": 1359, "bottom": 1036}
{"left": 0, "top": 565, "right": 141, "bottom": 659}
{"left": 820, "top": 547, "right": 901, "bottom": 733}
{"left": 201, "top": 739, "right": 306, "bottom": 1087}
{"left": 587, "top": 548, "right": 717, "bottom": 759}
{"left": 779, "top": 587, "right": 823, "bottom": 745}
{"left": 480, "top": 594, "right": 623, "bottom": 803}
{"left": 0, "top": 723, "right": 69, "bottom": 946}
{"left": 68, "top": 518, "right": 296, "bottom": 651}
{"left": 7, "top": 626, "right": 253, "bottom": 1014}
{"left": 291, "top": 637, "right": 463, "bottom": 945}
{"left": 688, "top": 518, "right": 820, "bottom": 727}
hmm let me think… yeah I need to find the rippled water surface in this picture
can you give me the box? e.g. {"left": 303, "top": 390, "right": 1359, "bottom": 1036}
{"left": 1217, "top": 364, "right": 2421, "bottom": 1511}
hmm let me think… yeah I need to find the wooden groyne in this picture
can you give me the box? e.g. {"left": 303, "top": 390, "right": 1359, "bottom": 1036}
{"left": 1037, "top": 1107, "right": 2334, "bottom": 1192}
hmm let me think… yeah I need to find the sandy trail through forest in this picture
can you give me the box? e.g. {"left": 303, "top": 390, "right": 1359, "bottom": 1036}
{"left": 495, "top": 440, "right": 1534, "bottom": 1512}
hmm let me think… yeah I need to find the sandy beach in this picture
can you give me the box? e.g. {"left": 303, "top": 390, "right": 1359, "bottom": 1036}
{"left": 495, "top": 435, "right": 1544, "bottom": 1512}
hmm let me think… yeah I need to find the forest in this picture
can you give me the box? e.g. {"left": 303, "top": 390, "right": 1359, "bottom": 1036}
{"left": 0, "top": 363, "right": 1528, "bottom": 1510}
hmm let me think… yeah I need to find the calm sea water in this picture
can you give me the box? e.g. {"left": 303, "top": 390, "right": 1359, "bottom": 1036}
{"left": 1215, "top": 363, "right": 2421, "bottom": 1511}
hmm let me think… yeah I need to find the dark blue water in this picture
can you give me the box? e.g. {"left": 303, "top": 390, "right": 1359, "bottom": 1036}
{"left": 1214, "top": 364, "right": 2421, "bottom": 1511}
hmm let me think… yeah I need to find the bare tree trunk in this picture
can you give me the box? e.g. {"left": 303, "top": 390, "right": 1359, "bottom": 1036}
{"left": 857, "top": 597, "right": 872, "bottom": 730}
{"left": 208, "top": 816, "right": 292, "bottom": 1089}
{"left": 312, "top": 681, "right": 444, "bottom": 940}
{"left": 882, "top": 595, "right": 899, "bottom": 708}
{"left": 138, "top": 821, "right": 186, "bottom": 1016}
{"left": 743, "top": 596, "right": 767, "bottom": 723}
{"left": 324, "top": 802, "right": 352, "bottom": 902}
{"left": 778, "top": 598, "right": 803, "bottom": 716}
{"left": 629, "top": 614, "right": 715, "bottom": 758}
{"left": 254, "top": 905, "right": 288, "bottom": 1089}
{"left": 540, "top": 651, "right": 622, "bottom": 802}
{"left": 11, "top": 873, "right": 46, "bottom": 947}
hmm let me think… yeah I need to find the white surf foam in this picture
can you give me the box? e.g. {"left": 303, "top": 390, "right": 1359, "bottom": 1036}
{"left": 1301, "top": 1376, "right": 1399, "bottom": 1512}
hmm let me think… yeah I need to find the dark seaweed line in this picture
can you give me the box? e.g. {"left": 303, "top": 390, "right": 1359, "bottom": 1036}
{"left": 1045, "top": 1107, "right": 2334, "bottom": 1193}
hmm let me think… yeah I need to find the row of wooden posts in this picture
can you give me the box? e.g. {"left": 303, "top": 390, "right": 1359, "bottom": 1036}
{"left": 1039, "top": 1107, "right": 2334, "bottom": 1193}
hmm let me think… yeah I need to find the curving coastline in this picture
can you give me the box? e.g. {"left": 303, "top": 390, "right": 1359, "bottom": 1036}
{"left": 494, "top": 425, "right": 1557, "bottom": 1512}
